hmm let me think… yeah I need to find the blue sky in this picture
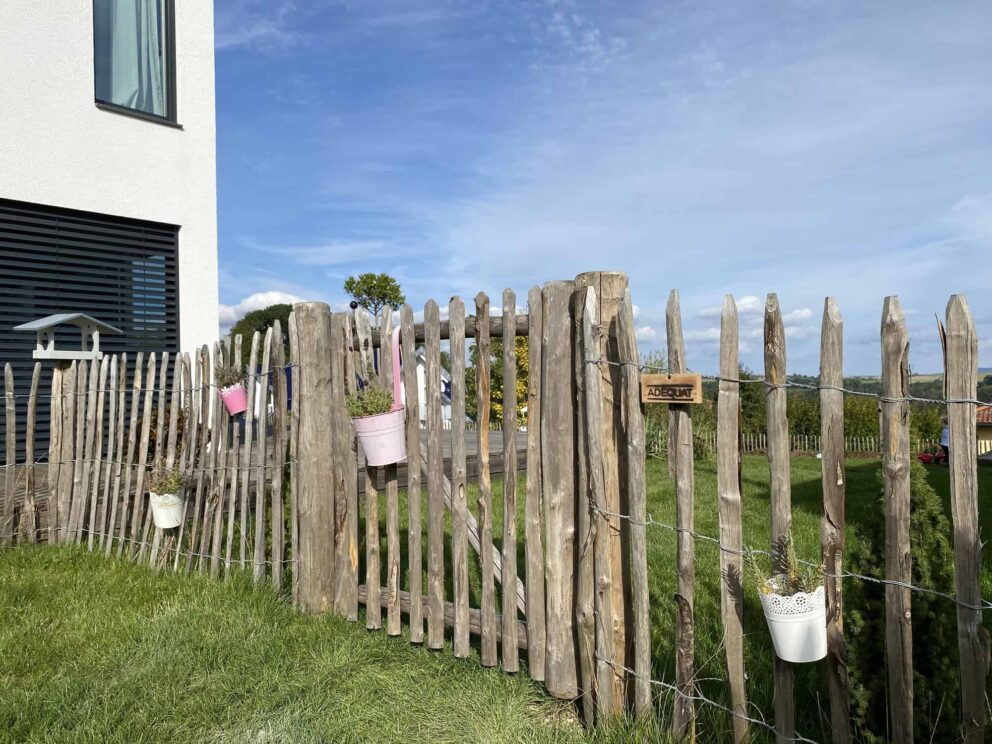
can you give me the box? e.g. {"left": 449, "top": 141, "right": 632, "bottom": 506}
{"left": 214, "top": 0, "right": 992, "bottom": 374}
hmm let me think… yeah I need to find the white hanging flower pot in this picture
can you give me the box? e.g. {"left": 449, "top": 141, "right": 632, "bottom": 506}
{"left": 758, "top": 584, "right": 827, "bottom": 663}
{"left": 149, "top": 491, "right": 183, "bottom": 529}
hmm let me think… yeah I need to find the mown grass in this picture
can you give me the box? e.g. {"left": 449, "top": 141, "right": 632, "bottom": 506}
{"left": 0, "top": 546, "right": 586, "bottom": 744}
{"left": 3, "top": 455, "right": 988, "bottom": 742}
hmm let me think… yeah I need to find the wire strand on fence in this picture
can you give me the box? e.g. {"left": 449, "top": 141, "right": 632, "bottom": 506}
{"left": 586, "top": 359, "right": 992, "bottom": 407}
{"left": 0, "top": 363, "right": 301, "bottom": 399}
{"left": 595, "top": 656, "right": 819, "bottom": 743}
{"left": 589, "top": 500, "right": 992, "bottom": 612}
{"left": 39, "top": 525, "right": 297, "bottom": 566}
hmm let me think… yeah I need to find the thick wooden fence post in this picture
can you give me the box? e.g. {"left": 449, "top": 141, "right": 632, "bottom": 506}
{"left": 718, "top": 296, "right": 748, "bottom": 743}
{"left": 542, "top": 280, "right": 578, "bottom": 699}
{"left": 501, "top": 289, "right": 520, "bottom": 672}
{"left": 944, "top": 295, "right": 988, "bottom": 742}
{"left": 294, "top": 302, "right": 336, "bottom": 614}
{"left": 525, "top": 285, "right": 547, "bottom": 682}
{"left": 400, "top": 304, "right": 423, "bottom": 642}
{"left": 475, "top": 292, "right": 497, "bottom": 666}
{"left": 880, "top": 296, "right": 913, "bottom": 744}
{"left": 764, "top": 294, "right": 795, "bottom": 742}
{"left": 574, "top": 270, "right": 629, "bottom": 710}
{"left": 616, "top": 291, "right": 651, "bottom": 717}
{"left": 424, "top": 299, "right": 445, "bottom": 650}
{"left": 667, "top": 290, "right": 696, "bottom": 740}
{"left": 820, "top": 298, "right": 850, "bottom": 743}
{"left": 581, "top": 286, "right": 616, "bottom": 722}
{"left": 450, "top": 297, "right": 469, "bottom": 656}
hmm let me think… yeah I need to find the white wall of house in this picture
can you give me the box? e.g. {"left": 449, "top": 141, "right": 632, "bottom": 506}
{"left": 0, "top": 1, "right": 219, "bottom": 354}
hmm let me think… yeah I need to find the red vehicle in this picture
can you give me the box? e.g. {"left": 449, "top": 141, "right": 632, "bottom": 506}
{"left": 917, "top": 450, "right": 948, "bottom": 465}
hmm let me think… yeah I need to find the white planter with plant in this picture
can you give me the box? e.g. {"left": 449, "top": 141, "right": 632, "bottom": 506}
{"left": 347, "top": 383, "right": 406, "bottom": 467}
{"left": 147, "top": 466, "right": 185, "bottom": 529}
{"left": 747, "top": 540, "right": 827, "bottom": 664}
{"left": 216, "top": 362, "right": 248, "bottom": 416}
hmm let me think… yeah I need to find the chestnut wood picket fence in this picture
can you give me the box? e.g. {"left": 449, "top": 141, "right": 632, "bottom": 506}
{"left": 0, "top": 270, "right": 988, "bottom": 743}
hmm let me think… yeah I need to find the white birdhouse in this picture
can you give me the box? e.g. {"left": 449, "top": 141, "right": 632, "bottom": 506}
{"left": 13, "top": 313, "right": 122, "bottom": 361}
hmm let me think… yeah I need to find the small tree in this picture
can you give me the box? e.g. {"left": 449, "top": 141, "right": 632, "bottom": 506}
{"left": 344, "top": 273, "right": 405, "bottom": 326}
{"left": 229, "top": 303, "right": 292, "bottom": 367}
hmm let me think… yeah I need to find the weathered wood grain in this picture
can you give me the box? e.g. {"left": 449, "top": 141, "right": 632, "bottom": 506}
{"left": 617, "top": 291, "right": 651, "bottom": 717}
{"left": 581, "top": 287, "right": 616, "bottom": 722}
{"left": 501, "top": 289, "right": 520, "bottom": 672}
{"left": 58, "top": 361, "right": 77, "bottom": 544}
{"left": 225, "top": 335, "right": 243, "bottom": 574}
{"left": 667, "top": 289, "right": 696, "bottom": 739}
{"left": 945, "top": 295, "right": 989, "bottom": 742}
{"left": 96, "top": 356, "right": 118, "bottom": 551}
{"left": 476, "top": 292, "right": 497, "bottom": 666}
{"left": 254, "top": 328, "right": 273, "bottom": 582}
{"left": 67, "top": 360, "right": 89, "bottom": 543}
{"left": 370, "top": 314, "right": 530, "bottom": 346}
{"left": 332, "top": 312, "right": 358, "bottom": 620}
{"left": 820, "top": 298, "right": 850, "bottom": 744}
{"left": 288, "top": 312, "right": 302, "bottom": 607}
{"left": 400, "top": 304, "right": 423, "bottom": 642}
{"left": 240, "top": 331, "right": 260, "bottom": 567}
{"left": 3, "top": 364, "right": 15, "bottom": 543}
{"left": 48, "top": 364, "right": 64, "bottom": 543}
{"left": 542, "top": 280, "right": 578, "bottom": 699}
{"left": 130, "top": 354, "right": 156, "bottom": 559}
{"left": 105, "top": 355, "right": 128, "bottom": 555}
{"left": 425, "top": 299, "right": 445, "bottom": 650}
{"left": 574, "top": 271, "right": 629, "bottom": 708}
{"left": 20, "top": 362, "right": 40, "bottom": 543}
{"left": 87, "top": 356, "right": 109, "bottom": 550}
{"left": 717, "top": 297, "right": 748, "bottom": 743}
{"left": 450, "top": 297, "right": 470, "bottom": 656}
{"left": 573, "top": 284, "right": 595, "bottom": 725}
{"left": 525, "top": 285, "right": 546, "bottom": 682}
{"left": 764, "top": 295, "right": 795, "bottom": 742}
{"left": 295, "top": 303, "right": 336, "bottom": 614}
{"left": 271, "top": 322, "right": 288, "bottom": 592}
{"left": 881, "top": 296, "right": 913, "bottom": 744}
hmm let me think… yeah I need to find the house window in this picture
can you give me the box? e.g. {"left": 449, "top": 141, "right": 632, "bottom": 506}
{"left": 0, "top": 198, "right": 179, "bottom": 458}
{"left": 93, "top": 0, "right": 176, "bottom": 122}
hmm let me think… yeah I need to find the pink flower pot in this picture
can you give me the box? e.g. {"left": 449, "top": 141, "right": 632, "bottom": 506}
{"left": 354, "top": 406, "right": 407, "bottom": 466}
{"left": 220, "top": 383, "right": 248, "bottom": 416}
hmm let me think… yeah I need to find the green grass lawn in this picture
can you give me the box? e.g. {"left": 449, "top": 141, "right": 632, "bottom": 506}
{"left": 0, "top": 546, "right": 586, "bottom": 744}
{"left": 3, "top": 455, "right": 987, "bottom": 742}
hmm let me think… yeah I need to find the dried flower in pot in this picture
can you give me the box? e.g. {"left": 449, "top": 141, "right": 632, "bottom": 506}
{"left": 216, "top": 362, "right": 248, "bottom": 416}
{"left": 745, "top": 537, "right": 827, "bottom": 663}
{"left": 146, "top": 465, "right": 187, "bottom": 529}
{"left": 346, "top": 383, "right": 406, "bottom": 467}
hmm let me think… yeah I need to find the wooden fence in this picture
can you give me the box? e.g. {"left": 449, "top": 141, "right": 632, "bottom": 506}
{"left": 1, "top": 271, "right": 988, "bottom": 743}
{"left": 647, "top": 431, "right": 944, "bottom": 456}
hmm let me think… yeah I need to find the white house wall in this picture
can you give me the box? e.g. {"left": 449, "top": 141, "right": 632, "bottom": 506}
{"left": 0, "top": 1, "right": 219, "bottom": 354}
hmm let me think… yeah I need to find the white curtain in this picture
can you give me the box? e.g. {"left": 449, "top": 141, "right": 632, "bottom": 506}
{"left": 108, "top": 0, "right": 167, "bottom": 117}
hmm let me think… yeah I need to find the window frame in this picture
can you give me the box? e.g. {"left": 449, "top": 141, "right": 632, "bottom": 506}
{"left": 92, "top": 0, "right": 179, "bottom": 127}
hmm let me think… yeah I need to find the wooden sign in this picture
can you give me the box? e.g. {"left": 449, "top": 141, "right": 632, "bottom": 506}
{"left": 641, "top": 373, "right": 703, "bottom": 404}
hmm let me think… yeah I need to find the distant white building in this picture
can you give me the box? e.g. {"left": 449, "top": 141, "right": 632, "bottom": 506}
{"left": 409, "top": 346, "right": 452, "bottom": 423}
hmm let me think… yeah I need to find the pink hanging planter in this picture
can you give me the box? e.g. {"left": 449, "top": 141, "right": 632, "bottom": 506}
{"left": 354, "top": 407, "right": 407, "bottom": 466}
{"left": 352, "top": 326, "right": 407, "bottom": 467}
{"left": 219, "top": 383, "right": 248, "bottom": 416}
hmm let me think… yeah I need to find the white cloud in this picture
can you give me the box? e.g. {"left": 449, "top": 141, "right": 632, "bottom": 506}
{"left": 219, "top": 291, "right": 305, "bottom": 332}
{"left": 635, "top": 325, "right": 656, "bottom": 342}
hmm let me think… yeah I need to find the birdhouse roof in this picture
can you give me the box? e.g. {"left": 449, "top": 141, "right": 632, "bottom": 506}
{"left": 13, "top": 313, "right": 122, "bottom": 334}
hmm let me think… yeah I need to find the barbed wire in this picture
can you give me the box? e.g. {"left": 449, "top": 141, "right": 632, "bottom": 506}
{"left": 595, "top": 656, "right": 819, "bottom": 743}
{"left": 587, "top": 358, "right": 992, "bottom": 407}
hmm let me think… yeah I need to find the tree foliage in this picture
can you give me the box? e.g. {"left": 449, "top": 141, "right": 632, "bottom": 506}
{"left": 229, "top": 303, "right": 292, "bottom": 367}
{"left": 343, "top": 273, "right": 405, "bottom": 326}
{"left": 465, "top": 336, "right": 528, "bottom": 426}
{"left": 846, "top": 461, "right": 959, "bottom": 742}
